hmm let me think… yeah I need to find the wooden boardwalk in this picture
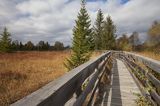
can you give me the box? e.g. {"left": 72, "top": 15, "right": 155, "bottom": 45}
{"left": 100, "top": 59, "right": 140, "bottom": 106}
{"left": 11, "top": 51, "right": 160, "bottom": 106}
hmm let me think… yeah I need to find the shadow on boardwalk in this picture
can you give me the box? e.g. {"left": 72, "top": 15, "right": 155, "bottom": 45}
{"left": 96, "top": 59, "right": 122, "bottom": 106}
{"left": 96, "top": 58, "right": 140, "bottom": 106}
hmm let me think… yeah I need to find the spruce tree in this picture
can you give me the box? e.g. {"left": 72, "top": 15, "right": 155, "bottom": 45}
{"left": 93, "top": 9, "right": 104, "bottom": 50}
{"left": 19, "top": 42, "right": 24, "bottom": 51}
{"left": 65, "top": 0, "right": 93, "bottom": 70}
{"left": 102, "top": 16, "right": 116, "bottom": 50}
{"left": 0, "top": 27, "right": 12, "bottom": 52}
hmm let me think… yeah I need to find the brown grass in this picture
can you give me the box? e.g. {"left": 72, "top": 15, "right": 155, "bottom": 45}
{"left": 2, "top": 50, "right": 158, "bottom": 106}
{"left": 135, "top": 51, "right": 160, "bottom": 61}
{"left": 0, "top": 50, "right": 103, "bottom": 106}
{"left": 0, "top": 51, "right": 71, "bottom": 106}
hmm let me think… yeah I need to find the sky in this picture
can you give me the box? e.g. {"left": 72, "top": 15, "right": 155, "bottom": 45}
{"left": 0, "top": 0, "right": 160, "bottom": 45}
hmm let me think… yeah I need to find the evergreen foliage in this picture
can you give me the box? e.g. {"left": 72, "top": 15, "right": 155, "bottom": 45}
{"left": 65, "top": 0, "right": 93, "bottom": 70}
{"left": 0, "top": 27, "right": 12, "bottom": 52}
{"left": 19, "top": 42, "right": 24, "bottom": 50}
{"left": 93, "top": 9, "right": 104, "bottom": 50}
{"left": 0, "top": 29, "right": 68, "bottom": 51}
{"left": 102, "top": 16, "right": 116, "bottom": 50}
{"left": 11, "top": 40, "right": 20, "bottom": 51}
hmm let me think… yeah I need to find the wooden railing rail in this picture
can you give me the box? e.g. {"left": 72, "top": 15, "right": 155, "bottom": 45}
{"left": 11, "top": 51, "right": 112, "bottom": 106}
{"left": 114, "top": 51, "right": 160, "bottom": 106}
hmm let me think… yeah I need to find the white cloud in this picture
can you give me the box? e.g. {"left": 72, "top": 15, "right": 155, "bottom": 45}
{"left": 0, "top": 0, "right": 160, "bottom": 45}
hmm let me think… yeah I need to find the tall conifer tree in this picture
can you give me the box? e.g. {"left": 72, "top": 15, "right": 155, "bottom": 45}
{"left": 102, "top": 16, "right": 116, "bottom": 50}
{"left": 0, "top": 27, "right": 12, "bottom": 52}
{"left": 93, "top": 9, "right": 104, "bottom": 50}
{"left": 65, "top": 0, "right": 93, "bottom": 70}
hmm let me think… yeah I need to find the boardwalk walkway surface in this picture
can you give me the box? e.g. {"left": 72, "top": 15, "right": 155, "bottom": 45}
{"left": 100, "top": 59, "right": 140, "bottom": 106}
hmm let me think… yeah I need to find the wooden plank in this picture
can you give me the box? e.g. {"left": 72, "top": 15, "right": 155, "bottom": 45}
{"left": 87, "top": 66, "right": 107, "bottom": 106}
{"left": 150, "top": 90, "right": 160, "bottom": 105}
{"left": 147, "top": 73, "right": 160, "bottom": 89}
{"left": 100, "top": 59, "right": 140, "bottom": 106}
{"left": 73, "top": 56, "right": 109, "bottom": 106}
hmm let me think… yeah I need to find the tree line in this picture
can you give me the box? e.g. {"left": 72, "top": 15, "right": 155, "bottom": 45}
{"left": 65, "top": 0, "right": 160, "bottom": 70}
{"left": 117, "top": 21, "right": 160, "bottom": 53}
{"left": 0, "top": 27, "right": 69, "bottom": 52}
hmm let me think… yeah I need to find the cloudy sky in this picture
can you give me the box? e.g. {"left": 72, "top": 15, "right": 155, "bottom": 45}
{"left": 0, "top": 0, "right": 160, "bottom": 45}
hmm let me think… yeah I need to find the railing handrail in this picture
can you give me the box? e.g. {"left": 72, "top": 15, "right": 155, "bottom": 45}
{"left": 114, "top": 51, "right": 160, "bottom": 73}
{"left": 11, "top": 51, "right": 111, "bottom": 106}
{"left": 124, "top": 51, "right": 160, "bottom": 73}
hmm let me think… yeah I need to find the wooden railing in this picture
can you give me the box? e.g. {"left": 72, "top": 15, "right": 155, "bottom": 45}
{"left": 11, "top": 51, "right": 112, "bottom": 106}
{"left": 115, "top": 51, "right": 160, "bottom": 106}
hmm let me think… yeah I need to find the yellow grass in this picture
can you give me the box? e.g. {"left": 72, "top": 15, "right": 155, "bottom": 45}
{"left": 0, "top": 51, "right": 71, "bottom": 106}
{"left": 91, "top": 50, "right": 105, "bottom": 59}
{"left": 0, "top": 50, "right": 103, "bottom": 106}
{"left": 135, "top": 51, "right": 160, "bottom": 61}
{"left": 2, "top": 50, "right": 158, "bottom": 106}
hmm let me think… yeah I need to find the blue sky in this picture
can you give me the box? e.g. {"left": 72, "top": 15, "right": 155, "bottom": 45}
{"left": 0, "top": 0, "right": 160, "bottom": 45}
{"left": 120, "top": 0, "right": 129, "bottom": 4}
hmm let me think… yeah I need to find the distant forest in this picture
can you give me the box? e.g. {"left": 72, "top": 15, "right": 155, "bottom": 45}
{"left": 0, "top": 28, "right": 70, "bottom": 52}
{"left": 116, "top": 20, "right": 160, "bottom": 54}
{"left": 0, "top": 20, "right": 160, "bottom": 53}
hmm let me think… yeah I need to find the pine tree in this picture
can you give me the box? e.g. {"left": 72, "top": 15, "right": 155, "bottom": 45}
{"left": 0, "top": 27, "right": 12, "bottom": 52}
{"left": 65, "top": 0, "right": 93, "bottom": 70}
{"left": 45, "top": 42, "right": 50, "bottom": 50}
{"left": 19, "top": 42, "right": 24, "bottom": 51}
{"left": 93, "top": 9, "right": 104, "bottom": 50}
{"left": 102, "top": 16, "right": 116, "bottom": 50}
{"left": 11, "top": 40, "right": 19, "bottom": 51}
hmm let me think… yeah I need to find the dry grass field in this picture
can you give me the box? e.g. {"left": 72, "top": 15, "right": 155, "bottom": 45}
{"left": 135, "top": 51, "right": 160, "bottom": 61}
{"left": 0, "top": 51, "right": 71, "bottom": 106}
{"left": 1, "top": 50, "right": 157, "bottom": 106}
{"left": 0, "top": 51, "right": 102, "bottom": 106}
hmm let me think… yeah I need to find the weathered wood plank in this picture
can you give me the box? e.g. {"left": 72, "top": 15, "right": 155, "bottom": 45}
{"left": 100, "top": 59, "right": 140, "bottom": 106}
{"left": 150, "top": 90, "right": 160, "bottom": 105}
{"left": 147, "top": 73, "right": 160, "bottom": 89}
{"left": 73, "top": 55, "right": 110, "bottom": 106}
